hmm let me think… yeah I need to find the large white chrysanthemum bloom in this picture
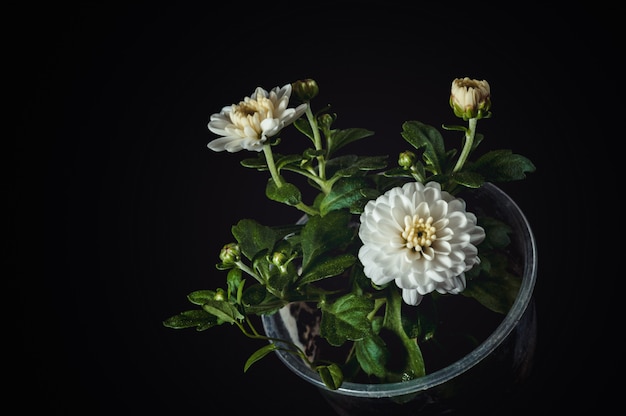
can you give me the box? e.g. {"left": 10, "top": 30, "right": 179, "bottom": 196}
{"left": 207, "top": 84, "right": 308, "bottom": 152}
{"left": 358, "top": 181, "right": 486, "bottom": 306}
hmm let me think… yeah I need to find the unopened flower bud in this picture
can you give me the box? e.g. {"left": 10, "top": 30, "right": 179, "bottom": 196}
{"left": 292, "top": 79, "right": 319, "bottom": 102}
{"left": 271, "top": 251, "right": 288, "bottom": 267}
{"left": 214, "top": 288, "right": 226, "bottom": 301}
{"left": 449, "top": 77, "right": 491, "bottom": 121}
{"left": 219, "top": 243, "right": 240, "bottom": 265}
{"left": 317, "top": 113, "right": 334, "bottom": 130}
{"left": 398, "top": 151, "right": 417, "bottom": 169}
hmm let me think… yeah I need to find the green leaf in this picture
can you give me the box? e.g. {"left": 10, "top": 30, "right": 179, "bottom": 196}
{"left": 332, "top": 155, "right": 388, "bottom": 177}
{"left": 266, "top": 177, "right": 302, "bottom": 206}
{"left": 480, "top": 216, "right": 512, "bottom": 250}
{"left": 265, "top": 262, "right": 294, "bottom": 293}
{"left": 464, "top": 250, "right": 521, "bottom": 314}
{"left": 319, "top": 177, "right": 375, "bottom": 216}
{"left": 317, "top": 363, "right": 344, "bottom": 390}
{"left": 241, "top": 283, "right": 270, "bottom": 306}
{"left": 232, "top": 219, "right": 279, "bottom": 261}
{"left": 327, "top": 127, "right": 375, "bottom": 157}
{"left": 355, "top": 334, "right": 389, "bottom": 378}
{"left": 240, "top": 153, "right": 269, "bottom": 170}
{"left": 225, "top": 268, "right": 244, "bottom": 299}
{"left": 300, "top": 210, "right": 355, "bottom": 273}
{"left": 470, "top": 149, "right": 536, "bottom": 182}
{"left": 275, "top": 153, "right": 306, "bottom": 170}
{"left": 382, "top": 166, "right": 414, "bottom": 178}
{"left": 293, "top": 117, "right": 315, "bottom": 141}
{"left": 463, "top": 270, "right": 521, "bottom": 314}
{"left": 450, "top": 170, "right": 485, "bottom": 189}
{"left": 320, "top": 294, "right": 374, "bottom": 346}
{"left": 162, "top": 309, "right": 218, "bottom": 331}
{"left": 401, "top": 121, "right": 446, "bottom": 175}
{"left": 201, "top": 299, "right": 244, "bottom": 324}
{"left": 297, "top": 253, "right": 356, "bottom": 286}
{"left": 187, "top": 290, "right": 216, "bottom": 306}
{"left": 244, "top": 343, "right": 278, "bottom": 372}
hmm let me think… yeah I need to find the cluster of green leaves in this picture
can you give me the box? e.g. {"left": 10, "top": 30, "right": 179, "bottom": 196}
{"left": 240, "top": 115, "right": 390, "bottom": 216}
{"left": 384, "top": 120, "right": 536, "bottom": 194}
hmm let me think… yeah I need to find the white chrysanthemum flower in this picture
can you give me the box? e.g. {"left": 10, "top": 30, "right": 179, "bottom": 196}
{"left": 358, "top": 181, "right": 486, "bottom": 306}
{"left": 207, "top": 84, "right": 308, "bottom": 153}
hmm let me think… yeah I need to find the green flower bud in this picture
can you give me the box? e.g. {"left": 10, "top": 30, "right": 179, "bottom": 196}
{"left": 219, "top": 243, "right": 240, "bottom": 265}
{"left": 449, "top": 77, "right": 491, "bottom": 121}
{"left": 292, "top": 79, "right": 319, "bottom": 102}
{"left": 398, "top": 151, "right": 417, "bottom": 169}
{"left": 214, "top": 288, "right": 226, "bottom": 301}
{"left": 317, "top": 113, "right": 335, "bottom": 130}
{"left": 271, "top": 251, "right": 288, "bottom": 267}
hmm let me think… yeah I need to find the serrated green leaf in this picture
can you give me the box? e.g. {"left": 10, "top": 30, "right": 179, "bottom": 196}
{"left": 327, "top": 127, "right": 374, "bottom": 156}
{"left": 401, "top": 121, "right": 446, "bottom": 175}
{"left": 266, "top": 177, "right": 302, "bottom": 206}
{"left": 187, "top": 290, "right": 216, "bottom": 306}
{"left": 471, "top": 149, "right": 536, "bottom": 182}
{"left": 450, "top": 170, "right": 485, "bottom": 189}
{"left": 201, "top": 299, "right": 244, "bottom": 323}
{"left": 231, "top": 219, "right": 279, "bottom": 261}
{"left": 320, "top": 294, "right": 374, "bottom": 346}
{"left": 332, "top": 155, "right": 388, "bottom": 177}
{"left": 275, "top": 153, "right": 305, "bottom": 170}
{"left": 319, "top": 177, "right": 375, "bottom": 215}
{"left": 162, "top": 309, "right": 217, "bottom": 331}
{"left": 300, "top": 210, "right": 355, "bottom": 273}
{"left": 382, "top": 166, "right": 414, "bottom": 178}
{"left": 298, "top": 253, "right": 356, "bottom": 286}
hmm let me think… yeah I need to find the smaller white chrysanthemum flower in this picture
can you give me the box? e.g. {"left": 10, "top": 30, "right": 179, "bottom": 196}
{"left": 449, "top": 77, "right": 491, "bottom": 120}
{"left": 207, "top": 84, "right": 308, "bottom": 153}
{"left": 358, "top": 181, "right": 486, "bottom": 306}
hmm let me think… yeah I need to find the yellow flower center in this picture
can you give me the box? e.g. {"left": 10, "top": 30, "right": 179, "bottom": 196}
{"left": 235, "top": 96, "right": 274, "bottom": 118}
{"left": 402, "top": 214, "right": 436, "bottom": 251}
{"left": 230, "top": 97, "right": 275, "bottom": 138}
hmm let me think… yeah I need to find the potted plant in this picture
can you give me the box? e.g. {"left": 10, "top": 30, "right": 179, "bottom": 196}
{"left": 163, "top": 77, "right": 536, "bottom": 414}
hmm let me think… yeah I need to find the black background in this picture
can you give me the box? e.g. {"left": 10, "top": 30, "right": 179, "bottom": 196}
{"left": 13, "top": 3, "right": 617, "bottom": 415}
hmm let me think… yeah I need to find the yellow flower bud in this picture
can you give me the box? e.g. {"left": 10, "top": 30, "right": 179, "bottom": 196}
{"left": 449, "top": 77, "right": 491, "bottom": 121}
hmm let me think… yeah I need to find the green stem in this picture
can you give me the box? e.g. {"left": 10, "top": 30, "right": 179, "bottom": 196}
{"left": 383, "top": 288, "right": 425, "bottom": 378}
{"left": 262, "top": 143, "right": 283, "bottom": 187}
{"left": 262, "top": 142, "right": 318, "bottom": 216}
{"left": 304, "top": 104, "right": 327, "bottom": 181}
{"left": 453, "top": 117, "right": 477, "bottom": 173}
{"left": 294, "top": 202, "right": 319, "bottom": 217}
{"left": 235, "top": 261, "right": 262, "bottom": 284}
